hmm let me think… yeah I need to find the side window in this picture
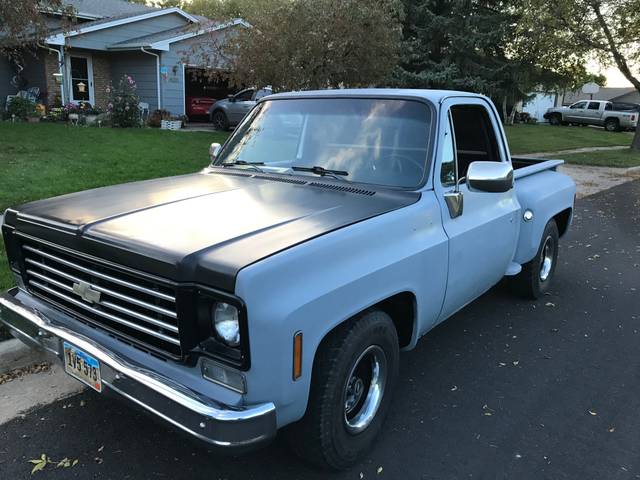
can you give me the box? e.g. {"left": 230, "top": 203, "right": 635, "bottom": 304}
{"left": 571, "top": 101, "right": 587, "bottom": 109}
{"left": 440, "top": 116, "right": 457, "bottom": 187}
{"left": 235, "top": 89, "right": 254, "bottom": 102}
{"left": 605, "top": 103, "right": 613, "bottom": 111}
{"left": 450, "top": 104, "right": 502, "bottom": 179}
{"left": 588, "top": 102, "right": 601, "bottom": 110}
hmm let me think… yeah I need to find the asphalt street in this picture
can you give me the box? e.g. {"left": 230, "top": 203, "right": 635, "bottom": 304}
{"left": 1, "top": 180, "right": 639, "bottom": 480}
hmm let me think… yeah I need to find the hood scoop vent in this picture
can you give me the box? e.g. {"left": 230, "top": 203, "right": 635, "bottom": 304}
{"left": 210, "top": 170, "right": 254, "bottom": 179}
{"left": 308, "top": 182, "right": 376, "bottom": 196}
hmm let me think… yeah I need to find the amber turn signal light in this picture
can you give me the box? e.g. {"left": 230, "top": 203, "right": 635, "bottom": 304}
{"left": 293, "top": 331, "right": 303, "bottom": 380}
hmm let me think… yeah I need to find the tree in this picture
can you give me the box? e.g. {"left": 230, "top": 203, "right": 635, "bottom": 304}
{"left": 522, "top": 0, "right": 640, "bottom": 150}
{"left": 391, "top": 0, "right": 597, "bottom": 123}
{"left": 0, "top": 1, "right": 74, "bottom": 50}
{"left": 185, "top": 0, "right": 404, "bottom": 91}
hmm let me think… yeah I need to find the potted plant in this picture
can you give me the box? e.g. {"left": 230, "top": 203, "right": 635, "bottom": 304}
{"left": 81, "top": 104, "right": 103, "bottom": 125}
{"left": 5, "top": 97, "right": 38, "bottom": 122}
{"left": 63, "top": 102, "right": 80, "bottom": 123}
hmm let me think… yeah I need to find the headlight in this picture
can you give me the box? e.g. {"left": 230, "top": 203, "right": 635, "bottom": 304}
{"left": 212, "top": 302, "right": 240, "bottom": 347}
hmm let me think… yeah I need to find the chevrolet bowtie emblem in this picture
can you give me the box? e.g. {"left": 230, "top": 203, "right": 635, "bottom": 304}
{"left": 72, "top": 281, "right": 102, "bottom": 304}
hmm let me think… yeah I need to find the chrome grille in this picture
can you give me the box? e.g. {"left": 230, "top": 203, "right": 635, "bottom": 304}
{"left": 21, "top": 241, "right": 181, "bottom": 358}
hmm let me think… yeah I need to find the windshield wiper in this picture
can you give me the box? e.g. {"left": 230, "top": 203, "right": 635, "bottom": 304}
{"left": 221, "top": 160, "right": 265, "bottom": 172}
{"left": 292, "top": 165, "right": 349, "bottom": 180}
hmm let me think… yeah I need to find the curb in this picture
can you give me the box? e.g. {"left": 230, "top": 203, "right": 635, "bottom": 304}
{"left": 626, "top": 165, "right": 640, "bottom": 177}
{"left": 0, "top": 338, "right": 49, "bottom": 376}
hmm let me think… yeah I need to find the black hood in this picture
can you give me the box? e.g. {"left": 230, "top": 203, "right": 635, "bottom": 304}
{"left": 6, "top": 170, "right": 420, "bottom": 291}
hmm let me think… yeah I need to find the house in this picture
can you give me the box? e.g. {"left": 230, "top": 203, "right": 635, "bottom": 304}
{"left": 0, "top": 0, "right": 246, "bottom": 115}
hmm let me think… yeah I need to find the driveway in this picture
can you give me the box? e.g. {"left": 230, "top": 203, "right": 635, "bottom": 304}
{"left": 1, "top": 180, "right": 639, "bottom": 479}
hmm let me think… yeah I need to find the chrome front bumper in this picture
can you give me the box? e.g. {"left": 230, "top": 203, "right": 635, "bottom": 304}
{"left": 0, "top": 287, "right": 276, "bottom": 450}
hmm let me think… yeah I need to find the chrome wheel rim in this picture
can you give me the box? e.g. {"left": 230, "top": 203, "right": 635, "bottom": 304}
{"left": 213, "top": 113, "right": 225, "bottom": 129}
{"left": 539, "top": 235, "right": 554, "bottom": 281}
{"left": 343, "top": 345, "right": 387, "bottom": 434}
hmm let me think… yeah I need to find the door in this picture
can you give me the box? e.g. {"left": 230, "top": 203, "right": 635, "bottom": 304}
{"left": 584, "top": 101, "right": 604, "bottom": 124}
{"left": 435, "top": 98, "right": 520, "bottom": 321}
{"left": 565, "top": 101, "right": 588, "bottom": 123}
{"left": 66, "top": 54, "right": 95, "bottom": 105}
{"left": 228, "top": 88, "right": 255, "bottom": 123}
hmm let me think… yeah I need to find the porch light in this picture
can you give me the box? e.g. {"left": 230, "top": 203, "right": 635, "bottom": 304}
{"left": 52, "top": 72, "right": 63, "bottom": 84}
{"left": 77, "top": 81, "right": 86, "bottom": 93}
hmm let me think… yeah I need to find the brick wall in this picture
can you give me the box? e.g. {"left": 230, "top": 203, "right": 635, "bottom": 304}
{"left": 92, "top": 54, "right": 111, "bottom": 108}
{"left": 43, "top": 51, "right": 62, "bottom": 107}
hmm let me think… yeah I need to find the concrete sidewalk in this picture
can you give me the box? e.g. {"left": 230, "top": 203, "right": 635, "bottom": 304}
{"left": 0, "top": 339, "right": 83, "bottom": 424}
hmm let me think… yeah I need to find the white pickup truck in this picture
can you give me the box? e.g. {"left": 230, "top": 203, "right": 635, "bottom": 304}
{"left": 544, "top": 99, "right": 638, "bottom": 131}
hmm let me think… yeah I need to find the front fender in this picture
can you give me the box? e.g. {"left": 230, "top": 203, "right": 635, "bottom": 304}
{"left": 234, "top": 193, "right": 448, "bottom": 427}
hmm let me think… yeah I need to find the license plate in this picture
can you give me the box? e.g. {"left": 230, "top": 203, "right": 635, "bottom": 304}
{"left": 63, "top": 342, "right": 102, "bottom": 392}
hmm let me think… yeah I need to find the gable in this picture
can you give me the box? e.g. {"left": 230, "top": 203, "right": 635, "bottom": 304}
{"left": 57, "top": 12, "right": 191, "bottom": 51}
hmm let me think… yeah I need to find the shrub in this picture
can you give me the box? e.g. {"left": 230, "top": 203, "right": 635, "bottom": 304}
{"left": 6, "top": 97, "right": 37, "bottom": 120}
{"left": 106, "top": 75, "right": 141, "bottom": 127}
{"left": 148, "top": 109, "right": 171, "bottom": 128}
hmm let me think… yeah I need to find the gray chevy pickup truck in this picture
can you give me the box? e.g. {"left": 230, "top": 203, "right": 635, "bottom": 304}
{"left": 1, "top": 89, "right": 575, "bottom": 469}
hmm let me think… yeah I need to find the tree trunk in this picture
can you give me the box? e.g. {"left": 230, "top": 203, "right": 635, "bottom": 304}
{"left": 632, "top": 121, "right": 640, "bottom": 151}
{"left": 502, "top": 96, "right": 508, "bottom": 124}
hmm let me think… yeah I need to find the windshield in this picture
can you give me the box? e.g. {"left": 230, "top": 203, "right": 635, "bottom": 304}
{"left": 213, "top": 98, "right": 433, "bottom": 188}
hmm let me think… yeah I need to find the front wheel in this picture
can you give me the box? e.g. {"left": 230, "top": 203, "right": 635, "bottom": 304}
{"left": 511, "top": 219, "right": 559, "bottom": 299}
{"left": 548, "top": 114, "right": 561, "bottom": 126}
{"left": 287, "top": 310, "right": 399, "bottom": 470}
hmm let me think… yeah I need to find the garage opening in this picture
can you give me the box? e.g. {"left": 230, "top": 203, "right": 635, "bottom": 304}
{"left": 184, "top": 67, "right": 233, "bottom": 121}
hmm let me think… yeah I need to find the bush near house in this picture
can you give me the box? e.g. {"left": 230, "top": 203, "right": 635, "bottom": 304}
{"left": 4, "top": 97, "right": 37, "bottom": 120}
{"left": 107, "top": 75, "right": 141, "bottom": 128}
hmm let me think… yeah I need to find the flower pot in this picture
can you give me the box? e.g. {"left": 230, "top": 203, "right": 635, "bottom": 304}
{"left": 68, "top": 113, "right": 79, "bottom": 123}
{"left": 26, "top": 116, "right": 41, "bottom": 124}
{"left": 85, "top": 114, "right": 98, "bottom": 125}
{"left": 161, "top": 119, "right": 182, "bottom": 130}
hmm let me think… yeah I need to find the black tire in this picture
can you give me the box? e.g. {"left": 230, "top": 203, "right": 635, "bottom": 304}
{"left": 511, "top": 219, "right": 559, "bottom": 299}
{"left": 287, "top": 310, "right": 399, "bottom": 470}
{"left": 548, "top": 114, "right": 561, "bottom": 126}
{"left": 211, "top": 110, "right": 229, "bottom": 130}
{"left": 604, "top": 118, "right": 620, "bottom": 132}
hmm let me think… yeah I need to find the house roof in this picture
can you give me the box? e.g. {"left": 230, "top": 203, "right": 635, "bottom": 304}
{"left": 562, "top": 87, "right": 637, "bottom": 104}
{"left": 106, "top": 18, "right": 248, "bottom": 51}
{"left": 46, "top": 7, "right": 199, "bottom": 45}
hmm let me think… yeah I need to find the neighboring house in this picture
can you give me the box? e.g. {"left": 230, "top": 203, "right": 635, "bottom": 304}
{"left": 0, "top": 0, "right": 246, "bottom": 115}
{"left": 522, "top": 92, "right": 557, "bottom": 122}
{"left": 559, "top": 87, "right": 640, "bottom": 106}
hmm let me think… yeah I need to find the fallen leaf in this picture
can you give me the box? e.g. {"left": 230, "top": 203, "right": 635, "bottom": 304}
{"left": 29, "top": 454, "right": 49, "bottom": 475}
{"left": 545, "top": 302, "right": 555, "bottom": 307}
{"left": 608, "top": 426, "right": 615, "bottom": 433}
{"left": 589, "top": 410, "right": 597, "bottom": 416}
{"left": 377, "top": 466, "right": 383, "bottom": 474}
{"left": 98, "top": 445, "right": 104, "bottom": 452}
{"left": 451, "top": 385, "right": 458, "bottom": 391}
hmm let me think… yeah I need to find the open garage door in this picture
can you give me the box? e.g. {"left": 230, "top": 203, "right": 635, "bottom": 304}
{"left": 184, "top": 67, "right": 232, "bottom": 120}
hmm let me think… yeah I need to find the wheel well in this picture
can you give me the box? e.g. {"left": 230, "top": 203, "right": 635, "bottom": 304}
{"left": 553, "top": 208, "right": 572, "bottom": 237}
{"left": 604, "top": 117, "right": 619, "bottom": 123}
{"left": 371, "top": 292, "right": 416, "bottom": 348}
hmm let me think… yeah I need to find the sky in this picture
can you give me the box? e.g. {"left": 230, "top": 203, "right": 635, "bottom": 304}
{"left": 588, "top": 60, "right": 634, "bottom": 87}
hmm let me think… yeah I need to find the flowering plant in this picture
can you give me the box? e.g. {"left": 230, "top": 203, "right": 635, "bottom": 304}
{"left": 63, "top": 102, "right": 80, "bottom": 114}
{"left": 106, "top": 75, "right": 140, "bottom": 127}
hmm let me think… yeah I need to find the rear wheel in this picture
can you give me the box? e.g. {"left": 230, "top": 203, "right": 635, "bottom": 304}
{"left": 211, "top": 110, "right": 229, "bottom": 130}
{"left": 511, "top": 219, "right": 559, "bottom": 299}
{"left": 287, "top": 310, "right": 399, "bottom": 470}
{"left": 604, "top": 118, "right": 620, "bottom": 132}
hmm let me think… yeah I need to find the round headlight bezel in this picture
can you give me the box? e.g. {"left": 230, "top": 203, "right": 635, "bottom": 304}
{"left": 212, "top": 301, "right": 241, "bottom": 347}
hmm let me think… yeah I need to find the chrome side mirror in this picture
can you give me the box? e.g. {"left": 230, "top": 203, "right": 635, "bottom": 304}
{"left": 467, "top": 161, "right": 513, "bottom": 193}
{"left": 209, "top": 142, "right": 221, "bottom": 162}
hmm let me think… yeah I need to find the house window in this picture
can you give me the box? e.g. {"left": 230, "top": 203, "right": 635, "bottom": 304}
{"left": 70, "top": 57, "right": 90, "bottom": 102}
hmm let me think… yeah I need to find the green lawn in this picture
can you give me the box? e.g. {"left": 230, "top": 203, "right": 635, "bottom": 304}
{"left": 504, "top": 124, "right": 634, "bottom": 154}
{"left": 557, "top": 148, "right": 640, "bottom": 168}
